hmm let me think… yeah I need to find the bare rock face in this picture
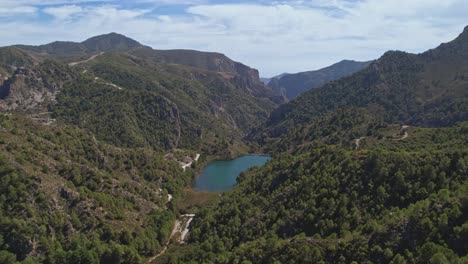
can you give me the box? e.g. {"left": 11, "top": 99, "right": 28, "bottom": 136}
{"left": 0, "top": 68, "right": 51, "bottom": 111}
{"left": 0, "top": 75, "right": 12, "bottom": 104}
{"left": 60, "top": 187, "right": 79, "bottom": 201}
{"left": 0, "top": 62, "right": 76, "bottom": 112}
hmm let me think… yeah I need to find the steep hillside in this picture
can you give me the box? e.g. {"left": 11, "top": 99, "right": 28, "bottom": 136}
{"left": 268, "top": 60, "right": 372, "bottom": 99}
{"left": 82, "top": 33, "right": 143, "bottom": 52}
{"left": 160, "top": 26, "right": 468, "bottom": 264}
{"left": 1, "top": 22, "right": 467, "bottom": 264}
{"left": 0, "top": 32, "right": 282, "bottom": 263}
{"left": 130, "top": 48, "right": 263, "bottom": 85}
{"left": 17, "top": 33, "right": 266, "bottom": 86}
{"left": 0, "top": 114, "right": 192, "bottom": 263}
{"left": 50, "top": 52, "right": 277, "bottom": 155}
{"left": 256, "top": 27, "right": 468, "bottom": 152}
{"left": 0, "top": 59, "right": 76, "bottom": 112}
{"left": 1, "top": 34, "right": 280, "bottom": 156}
{"left": 0, "top": 47, "right": 37, "bottom": 72}
{"left": 261, "top": 73, "right": 288, "bottom": 85}
{"left": 163, "top": 123, "right": 468, "bottom": 263}
{"left": 15, "top": 33, "right": 143, "bottom": 61}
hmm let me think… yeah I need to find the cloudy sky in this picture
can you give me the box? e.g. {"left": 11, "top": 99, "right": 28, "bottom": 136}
{"left": 1, "top": 0, "right": 467, "bottom": 76}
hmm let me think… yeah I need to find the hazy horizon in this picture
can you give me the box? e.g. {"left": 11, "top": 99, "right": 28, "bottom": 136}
{"left": 1, "top": 0, "right": 468, "bottom": 76}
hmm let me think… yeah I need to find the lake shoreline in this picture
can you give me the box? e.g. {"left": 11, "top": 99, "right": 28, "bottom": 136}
{"left": 192, "top": 155, "right": 271, "bottom": 192}
{"left": 189, "top": 150, "right": 271, "bottom": 178}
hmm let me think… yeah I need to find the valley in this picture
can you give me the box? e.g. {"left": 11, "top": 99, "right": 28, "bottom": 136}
{"left": 0, "top": 25, "right": 466, "bottom": 264}
{"left": 193, "top": 155, "right": 271, "bottom": 192}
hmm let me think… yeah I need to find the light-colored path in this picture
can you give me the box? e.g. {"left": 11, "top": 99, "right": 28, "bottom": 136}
{"left": 179, "top": 214, "right": 195, "bottom": 243}
{"left": 68, "top": 52, "right": 104, "bottom": 66}
{"left": 354, "top": 137, "right": 366, "bottom": 150}
{"left": 180, "top": 153, "right": 200, "bottom": 171}
{"left": 93, "top": 77, "right": 124, "bottom": 90}
{"left": 391, "top": 125, "right": 409, "bottom": 141}
{"left": 354, "top": 125, "right": 410, "bottom": 149}
{"left": 148, "top": 214, "right": 196, "bottom": 263}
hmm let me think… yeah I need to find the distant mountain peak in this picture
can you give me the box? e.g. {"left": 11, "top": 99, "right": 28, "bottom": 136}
{"left": 338, "top": 59, "right": 357, "bottom": 63}
{"left": 458, "top": 25, "right": 468, "bottom": 40}
{"left": 82, "top": 32, "right": 142, "bottom": 52}
{"left": 269, "top": 60, "right": 372, "bottom": 99}
{"left": 421, "top": 25, "right": 468, "bottom": 60}
{"left": 83, "top": 32, "right": 135, "bottom": 41}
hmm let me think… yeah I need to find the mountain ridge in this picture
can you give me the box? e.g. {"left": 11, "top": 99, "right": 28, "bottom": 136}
{"left": 268, "top": 59, "right": 372, "bottom": 99}
{"left": 0, "top": 34, "right": 281, "bottom": 156}
{"left": 0, "top": 23, "right": 467, "bottom": 264}
{"left": 258, "top": 26, "right": 468, "bottom": 152}
{"left": 162, "top": 26, "right": 468, "bottom": 263}
{"left": 15, "top": 33, "right": 264, "bottom": 85}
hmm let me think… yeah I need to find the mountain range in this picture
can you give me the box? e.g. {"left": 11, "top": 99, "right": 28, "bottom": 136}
{"left": 1, "top": 33, "right": 282, "bottom": 156}
{"left": 266, "top": 60, "right": 372, "bottom": 99}
{"left": 0, "top": 26, "right": 467, "bottom": 264}
{"left": 161, "top": 26, "right": 468, "bottom": 263}
{"left": 0, "top": 32, "right": 284, "bottom": 263}
{"left": 15, "top": 33, "right": 263, "bottom": 86}
{"left": 256, "top": 27, "right": 468, "bottom": 153}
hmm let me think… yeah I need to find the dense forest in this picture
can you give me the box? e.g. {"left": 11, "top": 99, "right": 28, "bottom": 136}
{"left": 162, "top": 124, "right": 468, "bottom": 263}
{"left": 267, "top": 60, "right": 372, "bottom": 99}
{"left": 0, "top": 114, "right": 195, "bottom": 263}
{"left": 158, "top": 28, "right": 468, "bottom": 263}
{"left": 51, "top": 52, "right": 276, "bottom": 155}
{"left": 0, "top": 27, "right": 467, "bottom": 264}
{"left": 0, "top": 32, "right": 280, "bottom": 263}
{"left": 260, "top": 38, "right": 468, "bottom": 148}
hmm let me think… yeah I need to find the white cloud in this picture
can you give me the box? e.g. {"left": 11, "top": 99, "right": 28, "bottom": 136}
{"left": 43, "top": 5, "right": 83, "bottom": 20}
{"left": 0, "top": 0, "right": 467, "bottom": 76}
{"left": 0, "top": 6, "right": 37, "bottom": 16}
{"left": 0, "top": 0, "right": 202, "bottom": 7}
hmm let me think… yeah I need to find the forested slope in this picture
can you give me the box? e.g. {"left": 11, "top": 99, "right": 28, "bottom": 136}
{"left": 50, "top": 52, "right": 277, "bottom": 155}
{"left": 0, "top": 114, "right": 194, "bottom": 263}
{"left": 161, "top": 27, "right": 468, "bottom": 264}
{"left": 268, "top": 60, "right": 372, "bottom": 99}
{"left": 0, "top": 33, "right": 281, "bottom": 263}
{"left": 1, "top": 33, "right": 280, "bottom": 157}
{"left": 257, "top": 27, "right": 468, "bottom": 153}
{"left": 164, "top": 123, "right": 468, "bottom": 263}
{"left": 0, "top": 25, "right": 467, "bottom": 264}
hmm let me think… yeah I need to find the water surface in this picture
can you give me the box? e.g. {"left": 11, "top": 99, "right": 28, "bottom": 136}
{"left": 193, "top": 155, "right": 271, "bottom": 192}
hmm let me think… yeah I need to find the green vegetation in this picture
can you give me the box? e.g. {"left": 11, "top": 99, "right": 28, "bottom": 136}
{"left": 262, "top": 39, "right": 468, "bottom": 148}
{"left": 0, "top": 114, "right": 193, "bottom": 263}
{"left": 269, "top": 60, "right": 372, "bottom": 99}
{"left": 177, "top": 188, "right": 220, "bottom": 214}
{"left": 255, "top": 106, "right": 385, "bottom": 153}
{"left": 161, "top": 28, "right": 468, "bottom": 263}
{"left": 1, "top": 28, "right": 467, "bottom": 264}
{"left": 50, "top": 51, "right": 276, "bottom": 156}
{"left": 0, "top": 57, "right": 76, "bottom": 112}
{"left": 255, "top": 27, "right": 468, "bottom": 154}
{"left": 164, "top": 124, "right": 468, "bottom": 263}
{"left": 0, "top": 47, "right": 36, "bottom": 73}
{"left": 0, "top": 32, "right": 281, "bottom": 263}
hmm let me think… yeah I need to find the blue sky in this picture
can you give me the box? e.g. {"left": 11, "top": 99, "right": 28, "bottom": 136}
{"left": 1, "top": 0, "right": 468, "bottom": 76}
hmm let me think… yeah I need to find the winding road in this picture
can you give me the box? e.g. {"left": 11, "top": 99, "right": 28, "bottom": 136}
{"left": 354, "top": 125, "right": 410, "bottom": 149}
{"left": 354, "top": 137, "right": 366, "bottom": 150}
{"left": 180, "top": 153, "right": 200, "bottom": 171}
{"left": 391, "top": 125, "right": 409, "bottom": 141}
{"left": 68, "top": 52, "right": 104, "bottom": 66}
{"left": 148, "top": 214, "right": 196, "bottom": 262}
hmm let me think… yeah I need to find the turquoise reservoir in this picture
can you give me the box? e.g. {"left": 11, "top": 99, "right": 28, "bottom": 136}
{"left": 193, "top": 155, "right": 271, "bottom": 192}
